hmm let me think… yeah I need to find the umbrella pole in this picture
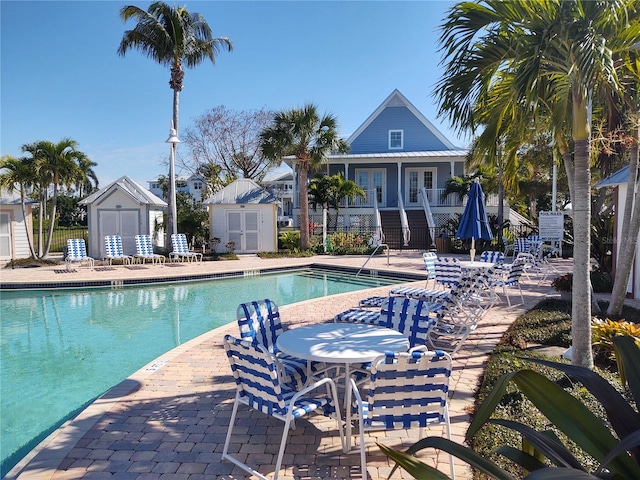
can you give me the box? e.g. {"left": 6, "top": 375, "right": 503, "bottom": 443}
{"left": 470, "top": 238, "right": 476, "bottom": 262}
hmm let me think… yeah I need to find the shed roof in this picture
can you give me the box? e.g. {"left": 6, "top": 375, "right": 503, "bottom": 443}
{"left": 0, "top": 189, "right": 34, "bottom": 205}
{"left": 205, "top": 178, "right": 277, "bottom": 205}
{"left": 595, "top": 165, "right": 631, "bottom": 188}
{"left": 79, "top": 175, "right": 167, "bottom": 206}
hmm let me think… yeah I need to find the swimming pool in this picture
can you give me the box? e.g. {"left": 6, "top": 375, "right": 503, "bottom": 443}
{"left": 0, "top": 266, "right": 414, "bottom": 476}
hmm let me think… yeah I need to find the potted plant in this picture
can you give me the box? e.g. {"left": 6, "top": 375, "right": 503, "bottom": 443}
{"left": 551, "top": 272, "right": 572, "bottom": 300}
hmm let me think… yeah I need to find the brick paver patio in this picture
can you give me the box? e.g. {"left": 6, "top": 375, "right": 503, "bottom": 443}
{"left": 2, "top": 252, "right": 572, "bottom": 480}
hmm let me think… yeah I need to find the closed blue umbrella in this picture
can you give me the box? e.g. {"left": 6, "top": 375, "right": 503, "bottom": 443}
{"left": 456, "top": 178, "right": 493, "bottom": 261}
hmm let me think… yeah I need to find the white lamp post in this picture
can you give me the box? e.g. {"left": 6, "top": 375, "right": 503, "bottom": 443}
{"left": 166, "top": 125, "right": 181, "bottom": 242}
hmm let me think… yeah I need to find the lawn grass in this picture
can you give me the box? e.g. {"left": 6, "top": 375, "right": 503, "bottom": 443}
{"left": 470, "top": 298, "right": 639, "bottom": 479}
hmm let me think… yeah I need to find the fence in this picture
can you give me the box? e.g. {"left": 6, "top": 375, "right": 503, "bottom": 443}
{"left": 32, "top": 227, "right": 88, "bottom": 253}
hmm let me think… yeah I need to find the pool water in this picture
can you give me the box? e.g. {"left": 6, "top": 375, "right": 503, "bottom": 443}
{"left": 0, "top": 267, "right": 408, "bottom": 476}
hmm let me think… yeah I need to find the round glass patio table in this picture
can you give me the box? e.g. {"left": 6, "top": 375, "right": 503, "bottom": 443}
{"left": 276, "top": 323, "right": 409, "bottom": 449}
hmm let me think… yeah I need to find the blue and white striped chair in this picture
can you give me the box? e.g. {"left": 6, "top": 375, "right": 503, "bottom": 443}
{"left": 488, "top": 257, "right": 526, "bottom": 307}
{"left": 103, "top": 235, "right": 133, "bottom": 265}
{"left": 425, "top": 272, "right": 489, "bottom": 355}
{"left": 134, "top": 234, "right": 165, "bottom": 264}
{"left": 434, "top": 257, "right": 462, "bottom": 289}
{"left": 479, "top": 250, "right": 505, "bottom": 265}
{"left": 169, "top": 233, "right": 203, "bottom": 263}
{"left": 350, "top": 349, "right": 455, "bottom": 479}
{"left": 423, "top": 251, "right": 437, "bottom": 288}
{"left": 222, "top": 334, "right": 345, "bottom": 480}
{"left": 237, "top": 299, "right": 320, "bottom": 389}
{"left": 65, "top": 238, "right": 94, "bottom": 270}
{"left": 335, "top": 296, "right": 437, "bottom": 349}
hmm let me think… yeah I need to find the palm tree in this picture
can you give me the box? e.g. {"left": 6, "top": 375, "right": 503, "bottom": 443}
{"left": 0, "top": 155, "right": 37, "bottom": 258}
{"left": 435, "top": 0, "right": 640, "bottom": 368}
{"left": 260, "top": 104, "right": 349, "bottom": 250}
{"left": 22, "top": 139, "right": 85, "bottom": 257}
{"left": 118, "top": 1, "right": 232, "bottom": 243}
{"left": 309, "top": 173, "right": 365, "bottom": 231}
{"left": 75, "top": 155, "right": 99, "bottom": 197}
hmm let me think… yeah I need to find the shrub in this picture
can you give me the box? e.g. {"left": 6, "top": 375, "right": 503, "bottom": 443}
{"left": 551, "top": 273, "right": 572, "bottom": 292}
{"left": 551, "top": 269, "right": 613, "bottom": 293}
{"left": 279, "top": 230, "right": 300, "bottom": 251}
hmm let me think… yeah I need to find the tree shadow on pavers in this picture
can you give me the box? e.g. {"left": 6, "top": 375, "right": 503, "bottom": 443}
{"left": 10, "top": 381, "right": 359, "bottom": 480}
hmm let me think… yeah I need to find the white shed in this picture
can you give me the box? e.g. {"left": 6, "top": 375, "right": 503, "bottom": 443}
{"left": 596, "top": 165, "right": 639, "bottom": 299}
{"left": 204, "top": 178, "right": 278, "bottom": 253}
{"left": 79, "top": 176, "right": 167, "bottom": 258}
{"left": 0, "top": 189, "right": 34, "bottom": 261}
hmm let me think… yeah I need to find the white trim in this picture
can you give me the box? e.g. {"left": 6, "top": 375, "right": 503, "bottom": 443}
{"left": 388, "top": 129, "right": 404, "bottom": 149}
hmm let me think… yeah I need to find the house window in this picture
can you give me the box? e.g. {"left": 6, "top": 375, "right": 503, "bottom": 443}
{"left": 193, "top": 182, "right": 203, "bottom": 190}
{"left": 389, "top": 130, "right": 403, "bottom": 149}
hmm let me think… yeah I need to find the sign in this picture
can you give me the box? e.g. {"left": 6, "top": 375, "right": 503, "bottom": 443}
{"left": 539, "top": 211, "right": 564, "bottom": 241}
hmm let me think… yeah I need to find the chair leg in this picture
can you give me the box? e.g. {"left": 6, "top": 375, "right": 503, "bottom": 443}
{"left": 221, "top": 394, "right": 272, "bottom": 480}
{"left": 444, "top": 406, "right": 455, "bottom": 480}
{"left": 503, "top": 284, "right": 512, "bottom": 307}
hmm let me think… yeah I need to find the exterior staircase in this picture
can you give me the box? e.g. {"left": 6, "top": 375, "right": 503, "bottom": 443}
{"left": 380, "top": 210, "right": 434, "bottom": 250}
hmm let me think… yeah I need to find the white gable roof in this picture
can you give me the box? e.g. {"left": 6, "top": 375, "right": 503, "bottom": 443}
{"left": 346, "top": 89, "right": 457, "bottom": 149}
{"left": 79, "top": 175, "right": 167, "bottom": 206}
{"left": 205, "top": 178, "right": 277, "bottom": 205}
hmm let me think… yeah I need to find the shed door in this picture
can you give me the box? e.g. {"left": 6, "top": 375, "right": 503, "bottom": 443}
{"left": 99, "top": 209, "right": 140, "bottom": 256}
{"left": 227, "top": 210, "right": 259, "bottom": 253}
{"left": 0, "top": 212, "right": 11, "bottom": 260}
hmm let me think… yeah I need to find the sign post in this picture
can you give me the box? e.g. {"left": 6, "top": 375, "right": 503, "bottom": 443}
{"left": 539, "top": 211, "right": 564, "bottom": 256}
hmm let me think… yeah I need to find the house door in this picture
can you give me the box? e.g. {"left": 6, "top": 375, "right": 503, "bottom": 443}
{"left": 355, "top": 169, "right": 386, "bottom": 207}
{"left": 227, "top": 210, "right": 259, "bottom": 253}
{"left": 0, "top": 212, "right": 12, "bottom": 260}
{"left": 406, "top": 168, "right": 437, "bottom": 206}
{"left": 98, "top": 209, "right": 140, "bottom": 256}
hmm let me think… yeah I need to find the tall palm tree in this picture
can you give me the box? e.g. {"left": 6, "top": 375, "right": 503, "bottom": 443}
{"left": 118, "top": 1, "right": 232, "bottom": 243}
{"left": 436, "top": 0, "right": 640, "bottom": 368}
{"left": 260, "top": 104, "right": 349, "bottom": 250}
{"left": 0, "top": 155, "right": 37, "bottom": 258}
{"left": 22, "top": 139, "right": 85, "bottom": 257}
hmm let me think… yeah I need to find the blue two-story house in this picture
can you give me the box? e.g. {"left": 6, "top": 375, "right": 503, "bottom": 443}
{"left": 285, "top": 89, "right": 505, "bottom": 249}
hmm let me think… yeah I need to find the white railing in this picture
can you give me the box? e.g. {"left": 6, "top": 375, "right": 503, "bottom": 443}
{"left": 420, "top": 187, "right": 436, "bottom": 232}
{"left": 397, "top": 190, "right": 410, "bottom": 247}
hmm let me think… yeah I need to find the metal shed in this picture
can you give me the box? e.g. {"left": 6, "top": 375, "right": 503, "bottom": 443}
{"left": 204, "top": 178, "right": 278, "bottom": 254}
{"left": 79, "top": 176, "right": 167, "bottom": 258}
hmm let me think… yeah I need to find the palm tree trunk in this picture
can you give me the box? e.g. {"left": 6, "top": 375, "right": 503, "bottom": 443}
{"left": 570, "top": 95, "right": 593, "bottom": 369}
{"left": 607, "top": 121, "right": 640, "bottom": 316}
{"left": 43, "top": 182, "right": 58, "bottom": 257}
{"left": 298, "top": 162, "right": 310, "bottom": 250}
{"left": 38, "top": 192, "right": 45, "bottom": 258}
{"left": 20, "top": 189, "right": 36, "bottom": 259}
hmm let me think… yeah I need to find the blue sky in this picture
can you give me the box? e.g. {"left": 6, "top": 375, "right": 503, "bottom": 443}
{"left": 1, "top": 0, "right": 464, "bottom": 188}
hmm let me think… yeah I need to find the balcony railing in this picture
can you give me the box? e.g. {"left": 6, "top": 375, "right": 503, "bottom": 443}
{"left": 302, "top": 189, "right": 501, "bottom": 209}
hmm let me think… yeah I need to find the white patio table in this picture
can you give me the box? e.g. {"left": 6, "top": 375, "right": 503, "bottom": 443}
{"left": 459, "top": 260, "right": 495, "bottom": 271}
{"left": 276, "top": 322, "right": 409, "bottom": 449}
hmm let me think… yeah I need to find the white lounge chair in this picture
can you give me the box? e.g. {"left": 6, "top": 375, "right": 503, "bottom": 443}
{"left": 169, "top": 233, "right": 203, "bottom": 263}
{"left": 134, "top": 235, "right": 165, "bottom": 264}
{"left": 103, "top": 235, "right": 133, "bottom": 265}
{"left": 65, "top": 238, "right": 94, "bottom": 270}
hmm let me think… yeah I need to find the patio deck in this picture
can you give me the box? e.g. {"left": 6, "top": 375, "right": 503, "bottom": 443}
{"left": 2, "top": 252, "right": 573, "bottom": 480}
